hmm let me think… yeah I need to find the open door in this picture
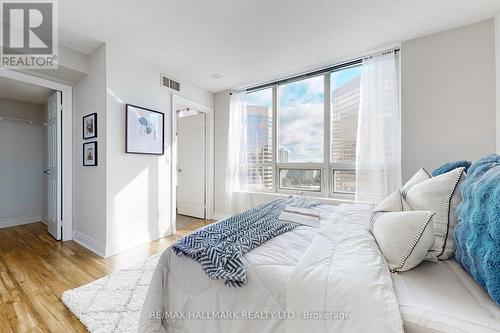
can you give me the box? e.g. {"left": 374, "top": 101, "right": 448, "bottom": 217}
{"left": 176, "top": 112, "right": 206, "bottom": 219}
{"left": 46, "top": 91, "right": 61, "bottom": 240}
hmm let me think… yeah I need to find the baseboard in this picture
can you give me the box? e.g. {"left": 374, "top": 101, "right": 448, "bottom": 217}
{"left": 0, "top": 214, "right": 42, "bottom": 228}
{"left": 213, "top": 211, "right": 230, "bottom": 220}
{"left": 73, "top": 230, "right": 106, "bottom": 258}
{"left": 105, "top": 231, "right": 173, "bottom": 258}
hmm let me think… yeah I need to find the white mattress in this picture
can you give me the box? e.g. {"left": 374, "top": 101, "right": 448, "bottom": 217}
{"left": 140, "top": 204, "right": 403, "bottom": 333}
{"left": 393, "top": 260, "right": 500, "bottom": 333}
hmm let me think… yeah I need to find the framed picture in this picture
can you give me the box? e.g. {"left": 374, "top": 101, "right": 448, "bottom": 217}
{"left": 83, "top": 113, "right": 97, "bottom": 139}
{"left": 83, "top": 141, "right": 98, "bottom": 166}
{"left": 126, "top": 104, "right": 164, "bottom": 155}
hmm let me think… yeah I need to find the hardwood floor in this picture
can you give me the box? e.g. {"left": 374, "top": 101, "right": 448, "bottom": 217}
{"left": 176, "top": 214, "right": 209, "bottom": 229}
{"left": 0, "top": 218, "right": 213, "bottom": 333}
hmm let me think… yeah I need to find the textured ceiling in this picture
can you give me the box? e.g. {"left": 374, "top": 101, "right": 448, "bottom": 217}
{"left": 58, "top": 0, "right": 500, "bottom": 92}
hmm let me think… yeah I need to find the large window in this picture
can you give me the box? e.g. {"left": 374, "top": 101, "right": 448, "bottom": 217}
{"left": 245, "top": 64, "right": 361, "bottom": 198}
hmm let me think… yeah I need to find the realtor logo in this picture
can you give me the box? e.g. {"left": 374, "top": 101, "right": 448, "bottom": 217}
{"left": 1, "top": 0, "right": 58, "bottom": 68}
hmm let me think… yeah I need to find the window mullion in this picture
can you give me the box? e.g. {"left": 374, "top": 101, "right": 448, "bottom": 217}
{"left": 324, "top": 73, "right": 331, "bottom": 197}
{"left": 272, "top": 85, "right": 278, "bottom": 192}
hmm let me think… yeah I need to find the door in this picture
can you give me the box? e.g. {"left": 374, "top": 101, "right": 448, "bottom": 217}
{"left": 46, "top": 91, "right": 61, "bottom": 240}
{"left": 176, "top": 112, "right": 205, "bottom": 218}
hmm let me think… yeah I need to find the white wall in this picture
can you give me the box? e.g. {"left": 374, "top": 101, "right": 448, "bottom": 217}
{"left": 73, "top": 45, "right": 107, "bottom": 253}
{"left": 41, "top": 41, "right": 215, "bottom": 257}
{"left": 30, "top": 44, "right": 90, "bottom": 84}
{"left": 213, "top": 91, "right": 231, "bottom": 216}
{"left": 401, "top": 19, "right": 496, "bottom": 180}
{"left": 104, "top": 44, "right": 213, "bottom": 256}
{"left": 0, "top": 99, "right": 45, "bottom": 227}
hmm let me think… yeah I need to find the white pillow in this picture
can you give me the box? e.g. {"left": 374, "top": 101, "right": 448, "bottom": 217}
{"left": 404, "top": 167, "right": 466, "bottom": 260}
{"left": 371, "top": 169, "right": 430, "bottom": 224}
{"left": 372, "top": 211, "right": 436, "bottom": 272}
{"left": 401, "top": 168, "right": 431, "bottom": 199}
{"left": 373, "top": 190, "right": 410, "bottom": 213}
{"left": 370, "top": 190, "right": 411, "bottom": 229}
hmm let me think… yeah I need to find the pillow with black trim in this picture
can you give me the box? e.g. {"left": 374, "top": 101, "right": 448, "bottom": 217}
{"left": 401, "top": 168, "right": 431, "bottom": 198}
{"left": 371, "top": 168, "right": 431, "bottom": 221}
{"left": 404, "top": 167, "right": 466, "bottom": 260}
{"left": 372, "top": 211, "right": 436, "bottom": 272}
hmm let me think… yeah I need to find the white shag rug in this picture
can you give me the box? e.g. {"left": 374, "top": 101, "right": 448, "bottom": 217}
{"left": 62, "top": 254, "right": 160, "bottom": 333}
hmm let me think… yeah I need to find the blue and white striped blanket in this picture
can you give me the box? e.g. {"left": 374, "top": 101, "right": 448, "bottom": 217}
{"left": 172, "top": 197, "right": 320, "bottom": 287}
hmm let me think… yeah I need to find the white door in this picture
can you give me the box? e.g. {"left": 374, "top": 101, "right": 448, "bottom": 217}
{"left": 46, "top": 91, "right": 61, "bottom": 240}
{"left": 177, "top": 113, "right": 205, "bottom": 218}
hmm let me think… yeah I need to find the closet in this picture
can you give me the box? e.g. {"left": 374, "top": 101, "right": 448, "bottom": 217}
{"left": 0, "top": 77, "right": 54, "bottom": 229}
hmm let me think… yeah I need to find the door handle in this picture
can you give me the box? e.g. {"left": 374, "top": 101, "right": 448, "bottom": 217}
{"left": 43, "top": 170, "right": 51, "bottom": 174}
{"left": 178, "top": 169, "right": 182, "bottom": 172}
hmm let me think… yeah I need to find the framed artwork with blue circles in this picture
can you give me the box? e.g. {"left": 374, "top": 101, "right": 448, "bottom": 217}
{"left": 126, "top": 104, "right": 165, "bottom": 155}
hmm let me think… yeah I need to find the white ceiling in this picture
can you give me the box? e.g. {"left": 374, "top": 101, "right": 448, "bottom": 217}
{"left": 0, "top": 77, "right": 53, "bottom": 105}
{"left": 58, "top": 0, "right": 500, "bottom": 92}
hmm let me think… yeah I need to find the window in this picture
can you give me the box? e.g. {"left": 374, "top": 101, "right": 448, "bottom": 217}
{"left": 246, "top": 88, "right": 273, "bottom": 191}
{"left": 244, "top": 64, "right": 361, "bottom": 198}
{"left": 330, "top": 65, "right": 361, "bottom": 196}
{"left": 279, "top": 169, "right": 321, "bottom": 192}
{"left": 330, "top": 66, "right": 361, "bottom": 165}
{"left": 278, "top": 76, "right": 324, "bottom": 163}
{"left": 332, "top": 169, "right": 356, "bottom": 194}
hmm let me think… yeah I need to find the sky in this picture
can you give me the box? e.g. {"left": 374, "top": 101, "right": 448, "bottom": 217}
{"left": 246, "top": 66, "right": 361, "bottom": 163}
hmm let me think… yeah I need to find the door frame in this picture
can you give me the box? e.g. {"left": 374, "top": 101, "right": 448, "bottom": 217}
{"left": 0, "top": 68, "right": 73, "bottom": 241}
{"left": 171, "top": 95, "right": 214, "bottom": 233}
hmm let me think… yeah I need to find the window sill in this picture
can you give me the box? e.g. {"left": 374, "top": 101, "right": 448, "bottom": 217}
{"left": 232, "top": 189, "right": 357, "bottom": 206}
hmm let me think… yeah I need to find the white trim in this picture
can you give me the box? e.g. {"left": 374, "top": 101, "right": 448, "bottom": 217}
{"left": 0, "top": 68, "right": 73, "bottom": 241}
{"left": 0, "top": 214, "right": 42, "bottom": 228}
{"left": 171, "top": 95, "right": 215, "bottom": 233}
{"left": 73, "top": 230, "right": 106, "bottom": 257}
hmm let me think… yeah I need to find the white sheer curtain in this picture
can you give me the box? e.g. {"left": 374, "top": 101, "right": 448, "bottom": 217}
{"left": 227, "top": 91, "right": 249, "bottom": 194}
{"left": 355, "top": 51, "right": 401, "bottom": 204}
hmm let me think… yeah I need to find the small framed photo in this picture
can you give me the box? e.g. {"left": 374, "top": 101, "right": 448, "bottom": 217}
{"left": 83, "top": 113, "right": 97, "bottom": 139}
{"left": 126, "top": 104, "right": 164, "bottom": 155}
{"left": 83, "top": 141, "right": 98, "bottom": 166}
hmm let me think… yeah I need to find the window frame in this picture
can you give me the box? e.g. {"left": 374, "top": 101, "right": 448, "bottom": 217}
{"left": 330, "top": 165, "right": 356, "bottom": 196}
{"left": 245, "top": 64, "right": 361, "bottom": 200}
{"left": 277, "top": 166, "right": 323, "bottom": 194}
{"left": 275, "top": 164, "right": 324, "bottom": 196}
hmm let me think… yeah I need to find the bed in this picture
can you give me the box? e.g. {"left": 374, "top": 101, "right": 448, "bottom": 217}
{"left": 139, "top": 203, "right": 500, "bottom": 333}
{"left": 139, "top": 204, "right": 403, "bottom": 333}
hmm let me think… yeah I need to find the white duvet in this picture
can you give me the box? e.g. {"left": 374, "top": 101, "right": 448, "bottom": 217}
{"left": 139, "top": 204, "right": 403, "bottom": 333}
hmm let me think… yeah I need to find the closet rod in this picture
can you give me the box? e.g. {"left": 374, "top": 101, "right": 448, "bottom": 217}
{"left": 0, "top": 116, "right": 47, "bottom": 127}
